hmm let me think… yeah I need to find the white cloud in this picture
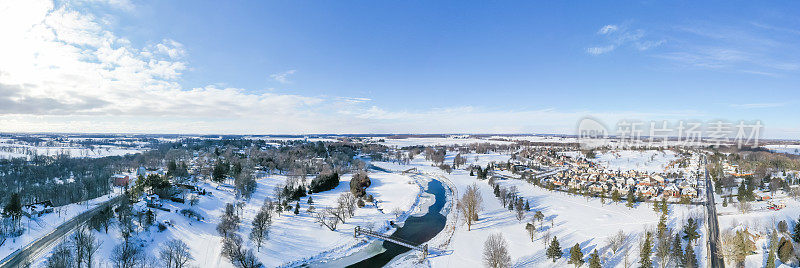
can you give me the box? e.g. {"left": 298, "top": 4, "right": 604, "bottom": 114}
{"left": 270, "top": 70, "right": 296, "bottom": 84}
{"left": 587, "top": 45, "right": 616, "bottom": 55}
{"left": 1, "top": 0, "right": 792, "bottom": 137}
{"left": 729, "top": 102, "right": 787, "bottom": 109}
{"left": 337, "top": 97, "right": 372, "bottom": 104}
{"left": 634, "top": 40, "right": 665, "bottom": 51}
{"left": 598, "top": 25, "right": 618, "bottom": 34}
{"left": 587, "top": 24, "right": 663, "bottom": 56}
{"left": 656, "top": 23, "right": 800, "bottom": 76}
{"left": 154, "top": 39, "right": 186, "bottom": 59}
{"left": 0, "top": 0, "right": 329, "bottom": 132}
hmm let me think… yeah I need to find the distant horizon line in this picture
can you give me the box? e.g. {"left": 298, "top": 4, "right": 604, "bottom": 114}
{"left": 1, "top": 132, "right": 798, "bottom": 142}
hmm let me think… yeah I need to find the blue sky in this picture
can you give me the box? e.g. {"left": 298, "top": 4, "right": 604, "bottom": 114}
{"left": 0, "top": 0, "right": 798, "bottom": 137}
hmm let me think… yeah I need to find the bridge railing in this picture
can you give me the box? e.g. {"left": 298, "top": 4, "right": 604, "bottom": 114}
{"left": 354, "top": 226, "right": 444, "bottom": 256}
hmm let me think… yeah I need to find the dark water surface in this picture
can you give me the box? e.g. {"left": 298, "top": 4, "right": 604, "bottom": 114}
{"left": 348, "top": 179, "right": 447, "bottom": 267}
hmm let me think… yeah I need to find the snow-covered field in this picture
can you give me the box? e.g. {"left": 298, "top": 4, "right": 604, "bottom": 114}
{"left": 491, "top": 136, "right": 578, "bottom": 143}
{"left": 592, "top": 150, "right": 680, "bottom": 173}
{"left": 716, "top": 191, "right": 800, "bottom": 268}
{"left": 33, "top": 171, "right": 422, "bottom": 267}
{"left": 375, "top": 152, "right": 707, "bottom": 268}
{"left": 376, "top": 137, "right": 513, "bottom": 148}
{"left": 763, "top": 144, "right": 800, "bottom": 155}
{"left": 0, "top": 143, "right": 142, "bottom": 159}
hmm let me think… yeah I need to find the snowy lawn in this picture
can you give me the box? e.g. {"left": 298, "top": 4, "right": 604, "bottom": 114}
{"left": 376, "top": 152, "right": 707, "bottom": 268}
{"left": 717, "top": 195, "right": 800, "bottom": 268}
{"left": 33, "top": 171, "right": 421, "bottom": 267}
{"left": 376, "top": 137, "right": 513, "bottom": 148}
{"left": 591, "top": 150, "right": 680, "bottom": 173}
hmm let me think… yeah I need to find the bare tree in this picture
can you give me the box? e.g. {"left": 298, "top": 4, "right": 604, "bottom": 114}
{"left": 46, "top": 241, "right": 73, "bottom": 268}
{"left": 457, "top": 183, "right": 483, "bottom": 231}
{"left": 71, "top": 229, "right": 88, "bottom": 267}
{"left": 525, "top": 222, "right": 537, "bottom": 241}
{"left": 655, "top": 230, "right": 672, "bottom": 268}
{"left": 338, "top": 192, "right": 357, "bottom": 218}
{"left": 483, "top": 233, "right": 511, "bottom": 268}
{"left": 720, "top": 228, "right": 755, "bottom": 267}
{"left": 221, "top": 234, "right": 263, "bottom": 268}
{"left": 159, "top": 239, "right": 193, "bottom": 268}
{"left": 313, "top": 208, "right": 340, "bottom": 231}
{"left": 542, "top": 230, "right": 552, "bottom": 248}
{"left": 515, "top": 198, "right": 525, "bottom": 221}
{"left": 392, "top": 207, "right": 404, "bottom": 219}
{"left": 330, "top": 203, "right": 349, "bottom": 224}
{"left": 607, "top": 230, "right": 627, "bottom": 254}
{"left": 217, "top": 203, "right": 241, "bottom": 237}
{"left": 623, "top": 248, "right": 631, "bottom": 268}
{"left": 737, "top": 200, "right": 751, "bottom": 214}
{"left": 112, "top": 241, "right": 144, "bottom": 268}
{"left": 71, "top": 227, "right": 101, "bottom": 268}
{"left": 83, "top": 231, "right": 101, "bottom": 268}
{"left": 249, "top": 203, "right": 272, "bottom": 251}
{"left": 499, "top": 188, "right": 508, "bottom": 207}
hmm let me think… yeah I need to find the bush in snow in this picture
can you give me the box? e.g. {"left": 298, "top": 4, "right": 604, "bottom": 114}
{"left": 349, "top": 172, "right": 371, "bottom": 197}
{"left": 179, "top": 209, "right": 203, "bottom": 221}
{"left": 309, "top": 172, "right": 339, "bottom": 193}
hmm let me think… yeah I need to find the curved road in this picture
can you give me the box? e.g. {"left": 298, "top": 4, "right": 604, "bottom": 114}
{"left": 0, "top": 195, "right": 124, "bottom": 268}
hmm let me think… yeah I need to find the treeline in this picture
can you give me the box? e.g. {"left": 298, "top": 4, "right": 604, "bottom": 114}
{"left": 0, "top": 142, "right": 180, "bottom": 207}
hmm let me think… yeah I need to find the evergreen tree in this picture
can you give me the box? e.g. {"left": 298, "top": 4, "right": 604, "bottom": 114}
{"left": 294, "top": 202, "right": 300, "bottom": 215}
{"left": 793, "top": 216, "right": 800, "bottom": 243}
{"left": 568, "top": 243, "right": 584, "bottom": 267}
{"left": 683, "top": 243, "right": 697, "bottom": 268}
{"left": 145, "top": 209, "right": 155, "bottom": 227}
{"left": 639, "top": 232, "right": 653, "bottom": 268}
{"left": 657, "top": 213, "right": 667, "bottom": 238}
{"left": 671, "top": 232, "right": 683, "bottom": 267}
{"left": 546, "top": 236, "right": 562, "bottom": 262}
{"left": 588, "top": 249, "right": 601, "bottom": 268}
{"left": 626, "top": 190, "right": 635, "bottom": 208}
{"left": 683, "top": 218, "right": 699, "bottom": 244}
{"left": 766, "top": 231, "right": 777, "bottom": 268}
{"left": 212, "top": 162, "right": 228, "bottom": 184}
{"left": 611, "top": 190, "right": 621, "bottom": 203}
{"left": 307, "top": 196, "right": 313, "bottom": 204}
{"left": 524, "top": 201, "right": 530, "bottom": 211}
{"left": 535, "top": 211, "right": 545, "bottom": 229}
{"left": 778, "top": 237, "right": 793, "bottom": 264}
{"left": 737, "top": 181, "right": 747, "bottom": 202}
{"left": 3, "top": 193, "right": 22, "bottom": 228}
{"left": 494, "top": 184, "right": 500, "bottom": 197}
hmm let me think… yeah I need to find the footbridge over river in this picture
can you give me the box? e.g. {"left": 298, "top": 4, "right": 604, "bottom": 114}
{"left": 354, "top": 226, "right": 444, "bottom": 260}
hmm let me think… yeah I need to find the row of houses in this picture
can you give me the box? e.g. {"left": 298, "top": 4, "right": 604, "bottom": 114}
{"left": 518, "top": 148, "right": 702, "bottom": 201}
